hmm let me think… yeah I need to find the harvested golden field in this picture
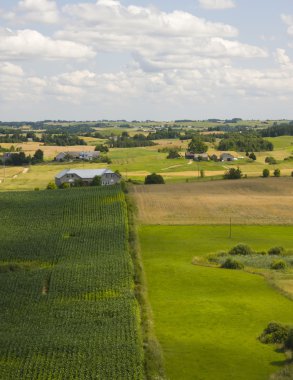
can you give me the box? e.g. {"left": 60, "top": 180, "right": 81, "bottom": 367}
{"left": 131, "top": 178, "right": 293, "bottom": 225}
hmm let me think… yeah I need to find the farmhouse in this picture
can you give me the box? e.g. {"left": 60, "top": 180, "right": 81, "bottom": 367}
{"left": 220, "top": 153, "right": 235, "bottom": 162}
{"left": 185, "top": 152, "right": 195, "bottom": 159}
{"left": 55, "top": 151, "right": 100, "bottom": 162}
{"left": 193, "top": 153, "right": 209, "bottom": 161}
{"left": 55, "top": 169, "right": 120, "bottom": 186}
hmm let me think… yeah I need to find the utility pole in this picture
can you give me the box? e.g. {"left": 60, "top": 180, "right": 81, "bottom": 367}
{"left": 3, "top": 154, "right": 5, "bottom": 183}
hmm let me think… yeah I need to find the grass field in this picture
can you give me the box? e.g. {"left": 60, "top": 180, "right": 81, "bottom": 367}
{"left": 132, "top": 178, "right": 293, "bottom": 225}
{"left": 1, "top": 135, "right": 292, "bottom": 189}
{"left": 139, "top": 225, "right": 293, "bottom": 380}
{"left": 0, "top": 186, "right": 143, "bottom": 379}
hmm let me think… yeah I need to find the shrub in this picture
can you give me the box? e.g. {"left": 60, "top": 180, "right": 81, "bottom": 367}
{"left": 60, "top": 182, "right": 71, "bottom": 189}
{"left": 229, "top": 243, "right": 253, "bottom": 256}
{"left": 256, "top": 251, "right": 267, "bottom": 256}
{"left": 221, "top": 258, "right": 244, "bottom": 270}
{"left": 274, "top": 168, "right": 281, "bottom": 177}
{"left": 271, "top": 260, "right": 287, "bottom": 270}
{"left": 46, "top": 182, "right": 57, "bottom": 190}
{"left": 207, "top": 251, "right": 228, "bottom": 263}
{"left": 200, "top": 169, "right": 205, "bottom": 178}
{"left": 265, "top": 156, "right": 277, "bottom": 165}
{"left": 285, "top": 329, "right": 293, "bottom": 350}
{"left": 262, "top": 168, "right": 270, "bottom": 178}
{"left": 249, "top": 152, "right": 256, "bottom": 160}
{"left": 291, "top": 171, "right": 293, "bottom": 177}
{"left": 223, "top": 167, "right": 243, "bottom": 180}
{"left": 268, "top": 246, "right": 285, "bottom": 256}
{"left": 34, "top": 187, "right": 40, "bottom": 191}
{"left": 167, "top": 149, "right": 181, "bottom": 159}
{"left": 91, "top": 176, "right": 101, "bottom": 186}
{"left": 259, "top": 322, "right": 290, "bottom": 344}
{"left": 144, "top": 173, "right": 165, "bottom": 185}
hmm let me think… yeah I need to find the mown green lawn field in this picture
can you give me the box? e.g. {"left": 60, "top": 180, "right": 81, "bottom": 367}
{"left": 139, "top": 225, "right": 293, "bottom": 380}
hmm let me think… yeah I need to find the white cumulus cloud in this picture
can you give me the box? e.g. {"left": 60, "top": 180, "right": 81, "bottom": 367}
{"left": 0, "top": 28, "right": 96, "bottom": 60}
{"left": 0, "top": 0, "right": 60, "bottom": 24}
{"left": 198, "top": 0, "right": 236, "bottom": 10}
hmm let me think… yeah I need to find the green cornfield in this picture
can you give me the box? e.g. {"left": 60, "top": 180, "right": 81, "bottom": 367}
{"left": 0, "top": 186, "right": 144, "bottom": 379}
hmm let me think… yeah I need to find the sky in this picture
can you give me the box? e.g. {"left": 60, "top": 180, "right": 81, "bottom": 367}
{"left": 0, "top": 0, "right": 293, "bottom": 121}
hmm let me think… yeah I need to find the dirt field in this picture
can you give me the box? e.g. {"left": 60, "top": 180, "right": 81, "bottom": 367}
{"left": 131, "top": 178, "right": 293, "bottom": 225}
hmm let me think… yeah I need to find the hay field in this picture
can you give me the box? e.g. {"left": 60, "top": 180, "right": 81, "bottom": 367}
{"left": 132, "top": 178, "right": 293, "bottom": 225}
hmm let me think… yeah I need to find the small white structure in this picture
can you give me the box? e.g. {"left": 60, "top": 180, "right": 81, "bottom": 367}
{"left": 55, "top": 169, "right": 120, "bottom": 187}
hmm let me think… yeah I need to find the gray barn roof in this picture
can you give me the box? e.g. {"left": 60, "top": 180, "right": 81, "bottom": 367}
{"left": 55, "top": 168, "right": 114, "bottom": 180}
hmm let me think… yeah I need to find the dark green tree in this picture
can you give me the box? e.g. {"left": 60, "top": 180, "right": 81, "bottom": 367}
{"left": 144, "top": 173, "right": 165, "bottom": 184}
{"left": 223, "top": 167, "right": 243, "bottom": 180}
{"left": 274, "top": 168, "right": 281, "bottom": 177}
{"left": 92, "top": 176, "right": 102, "bottom": 186}
{"left": 188, "top": 138, "right": 208, "bottom": 154}
{"left": 262, "top": 168, "right": 270, "bottom": 178}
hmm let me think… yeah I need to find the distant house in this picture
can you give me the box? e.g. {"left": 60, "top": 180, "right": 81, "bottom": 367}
{"left": 185, "top": 152, "right": 195, "bottom": 159}
{"left": 193, "top": 153, "right": 209, "bottom": 162}
{"left": 220, "top": 153, "right": 235, "bottom": 162}
{"left": 55, "top": 169, "right": 120, "bottom": 187}
{"left": 55, "top": 151, "right": 100, "bottom": 162}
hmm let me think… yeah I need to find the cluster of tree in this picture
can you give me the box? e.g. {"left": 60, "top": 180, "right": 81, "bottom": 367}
{"left": 1, "top": 149, "right": 44, "bottom": 166}
{"left": 263, "top": 168, "right": 281, "bottom": 177}
{"left": 246, "top": 152, "right": 257, "bottom": 160}
{"left": 261, "top": 122, "right": 293, "bottom": 137}
{"left": 166, "top": 149, "right": 181, "bottom": 159}
{"left": 218, "top": 133, "right": 273, "bottom": 152}
{"left": 94, "top": 144, "right": 109, "bottom": 153}
{"left": 0, "top": 133, "right": 27, "bottom": 143}
{"left": 41, "top": 133, "right": 86, "bottom": 146}
{"left": 108, "top": 132, "right": 156, "bottom": 148}
{"left": 148, "top": 128, "right": 181, "bottom": 140}
{"left": 188, "top": 137, "right": 208, "bottom": 153}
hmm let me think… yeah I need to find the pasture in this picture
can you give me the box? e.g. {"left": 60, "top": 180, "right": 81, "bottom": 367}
{"left": 139, "top": 225, "right": 293, "bottom": 380}
{"left": 132, "top": 178, "right": 293, "bottom": 225}
{"left": 0, "top": 187, "right": 143, "bottom": 379}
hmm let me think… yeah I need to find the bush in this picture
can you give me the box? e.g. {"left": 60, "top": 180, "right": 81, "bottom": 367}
{"left": 249, "top": 152, "right": 256, "bottom": 160}
{"left": 285, "top": 329, "right": 293, "bottom": 350}
{"left": 46, "top": 182, "right": 57, "bottom": 190}
{"left": 167, "top": 149, "right": 181, "bottom": 159}
{"left": 207, "top": 251, "right": 228, "bottom": 263}
{"left": 60, "top": 182, "right": 71, "bottom": 189}
{"left": 265, "top": 156, "right": 277, "bottom": 165}
{"left": 229, "top": 243, "right": 253, "bottom": 256}
{"left": 221, "top": 258, "right": 244, "bottom": 270}
{"left": 291, "top": 171, "right": 293, "bottom": 177}
{"left": 91, "top": 176, "right": 101, "bottom": 186}
{"left": 268, "top": 246, "right": 285, "bottom": 256}
{"left": 271, "top": 260, "right": 287, "bottom": 270}
{"left": 144, "top": 173, "right": 165, "bottom": 185}
{"left": 223, "top": 167, "right": 243, "bottom": 180}
{"left": 274, "top": 168, "right": 281, "bottom": 177}
{"left": 262, "top": 168, "right": 270, "bottom": 178}
{"left": 259, "top": 322, "right": 290, "bottom": 344}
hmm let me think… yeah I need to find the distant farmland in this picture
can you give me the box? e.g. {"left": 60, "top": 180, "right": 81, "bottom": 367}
{"left": 132, "top": 178, "right": 293, "bottom": 225}
{"left": 0, "top": 187, "right": 143, "bottom": 379}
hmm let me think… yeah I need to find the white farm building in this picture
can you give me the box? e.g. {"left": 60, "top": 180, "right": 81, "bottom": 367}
{"left": 55, "top": 169, "right": 120, "bottom": 187}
